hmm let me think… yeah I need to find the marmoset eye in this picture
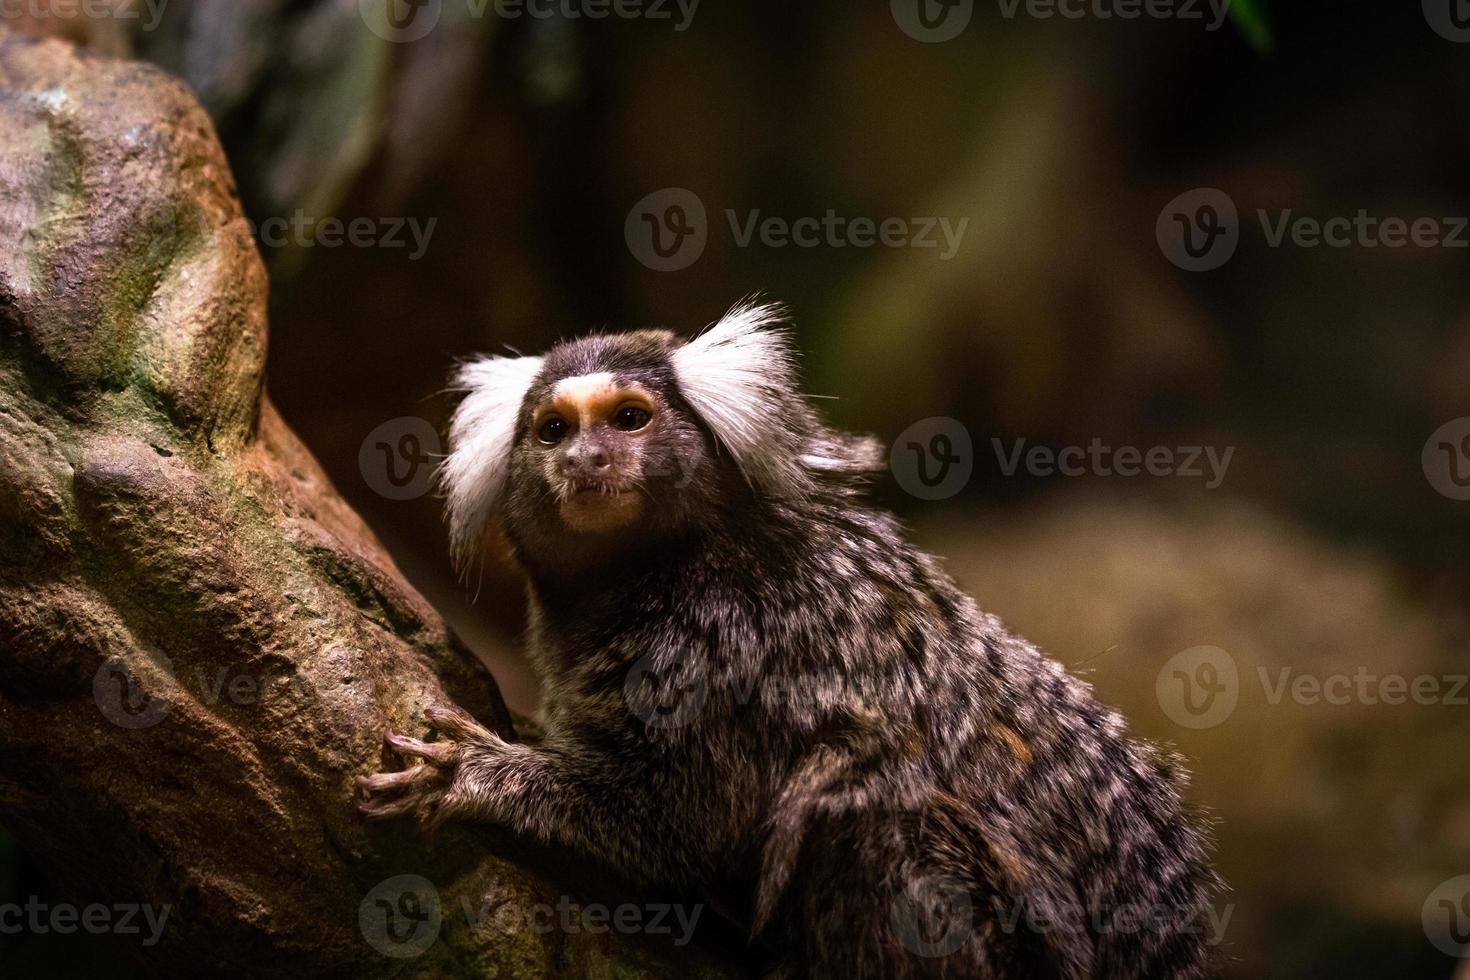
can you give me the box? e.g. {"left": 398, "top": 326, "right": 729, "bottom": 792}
{"left": 538, "top": 417, "right": 569, "bottom": 444}
{"left": 612, "top": 406, "right": 651, "bottom": 432}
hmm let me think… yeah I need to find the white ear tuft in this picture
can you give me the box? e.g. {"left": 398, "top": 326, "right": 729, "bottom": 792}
{"left": 440, "top": 354, "right": 544, "bottom": 572}
{"left": 671, "top": 298, "right": 809, "bottom": 496}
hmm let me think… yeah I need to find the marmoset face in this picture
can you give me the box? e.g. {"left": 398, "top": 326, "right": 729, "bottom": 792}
{"left": 527, "top": 372, "right": 656, "bottom": 533}
{"left": 502, "top": 332, "right": 719, "bottom": 552}
{"left": 440, "top": 301, "right": 870, "bottom": 578}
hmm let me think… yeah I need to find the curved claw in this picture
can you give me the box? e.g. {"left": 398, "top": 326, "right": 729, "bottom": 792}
{"left": 385, "top": 731, "right": 455, "bottom": 764}
{"left": 425, "top": 704, "right": 492, "bottom": 741}
{"left": 358, "top": 794, "right": 423, "bottom": 820}
{"left": 355, "top": 765, "right": 433, "bottom": 794}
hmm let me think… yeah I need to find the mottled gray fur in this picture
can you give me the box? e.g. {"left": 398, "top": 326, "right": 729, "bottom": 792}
{"left": 358, "top": 301, "right": 1219, "bottom": 978}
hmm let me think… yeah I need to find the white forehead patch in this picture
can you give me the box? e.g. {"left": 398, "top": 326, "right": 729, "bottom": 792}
{"left": 552, "top": 372, "right": 616, "bottom": 403}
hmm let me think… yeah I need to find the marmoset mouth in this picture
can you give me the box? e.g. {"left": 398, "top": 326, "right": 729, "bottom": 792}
{"left": 559, "top": 482, "right": 644, "bottom": 532}
{"left": 566, "top": 478, "right": 631, "bottom": 497}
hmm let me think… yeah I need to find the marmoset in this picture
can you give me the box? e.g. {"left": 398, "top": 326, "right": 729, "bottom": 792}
{"left": 357, "top": 300, "right": 1218, "bottom": 978}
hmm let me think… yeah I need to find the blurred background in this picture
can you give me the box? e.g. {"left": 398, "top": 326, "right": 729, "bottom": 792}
{"left": 4, "top": 0, "right": 1470, "bottom": 976}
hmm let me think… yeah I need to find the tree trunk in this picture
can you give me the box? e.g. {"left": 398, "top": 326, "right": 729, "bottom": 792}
{"left": 0, "top": 32, "right": 734, "bottom": 979}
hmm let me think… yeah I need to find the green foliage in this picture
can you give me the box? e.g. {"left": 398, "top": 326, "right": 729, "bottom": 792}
{"left": 1229, "top": 0, "right": 1273, "bottom": 52}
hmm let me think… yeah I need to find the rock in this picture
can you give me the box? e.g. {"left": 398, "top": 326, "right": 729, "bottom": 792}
{"left": 0, "top": 31, "right": 738, "bottom": 979}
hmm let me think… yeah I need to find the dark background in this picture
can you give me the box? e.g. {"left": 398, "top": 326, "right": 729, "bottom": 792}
{"left": 4, "top": 1, "right": 1470, "bottom": 976}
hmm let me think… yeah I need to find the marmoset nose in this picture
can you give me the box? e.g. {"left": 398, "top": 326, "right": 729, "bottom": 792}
{"left": 565, "top": 443, "right": 613, "bottom": 474}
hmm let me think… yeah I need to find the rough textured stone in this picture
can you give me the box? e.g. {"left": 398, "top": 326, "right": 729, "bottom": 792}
{"left": 0, "top": 32, "right": 735, "bottom": 978}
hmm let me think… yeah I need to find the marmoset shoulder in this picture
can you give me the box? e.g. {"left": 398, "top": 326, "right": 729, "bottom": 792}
{"left": 357, "top": 299, "right": 1219, "bottom": 979}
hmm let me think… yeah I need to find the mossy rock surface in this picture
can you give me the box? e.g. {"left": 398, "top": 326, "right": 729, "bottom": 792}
{"left": 0, "top": 31, "right": 739, "bottom": 979}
